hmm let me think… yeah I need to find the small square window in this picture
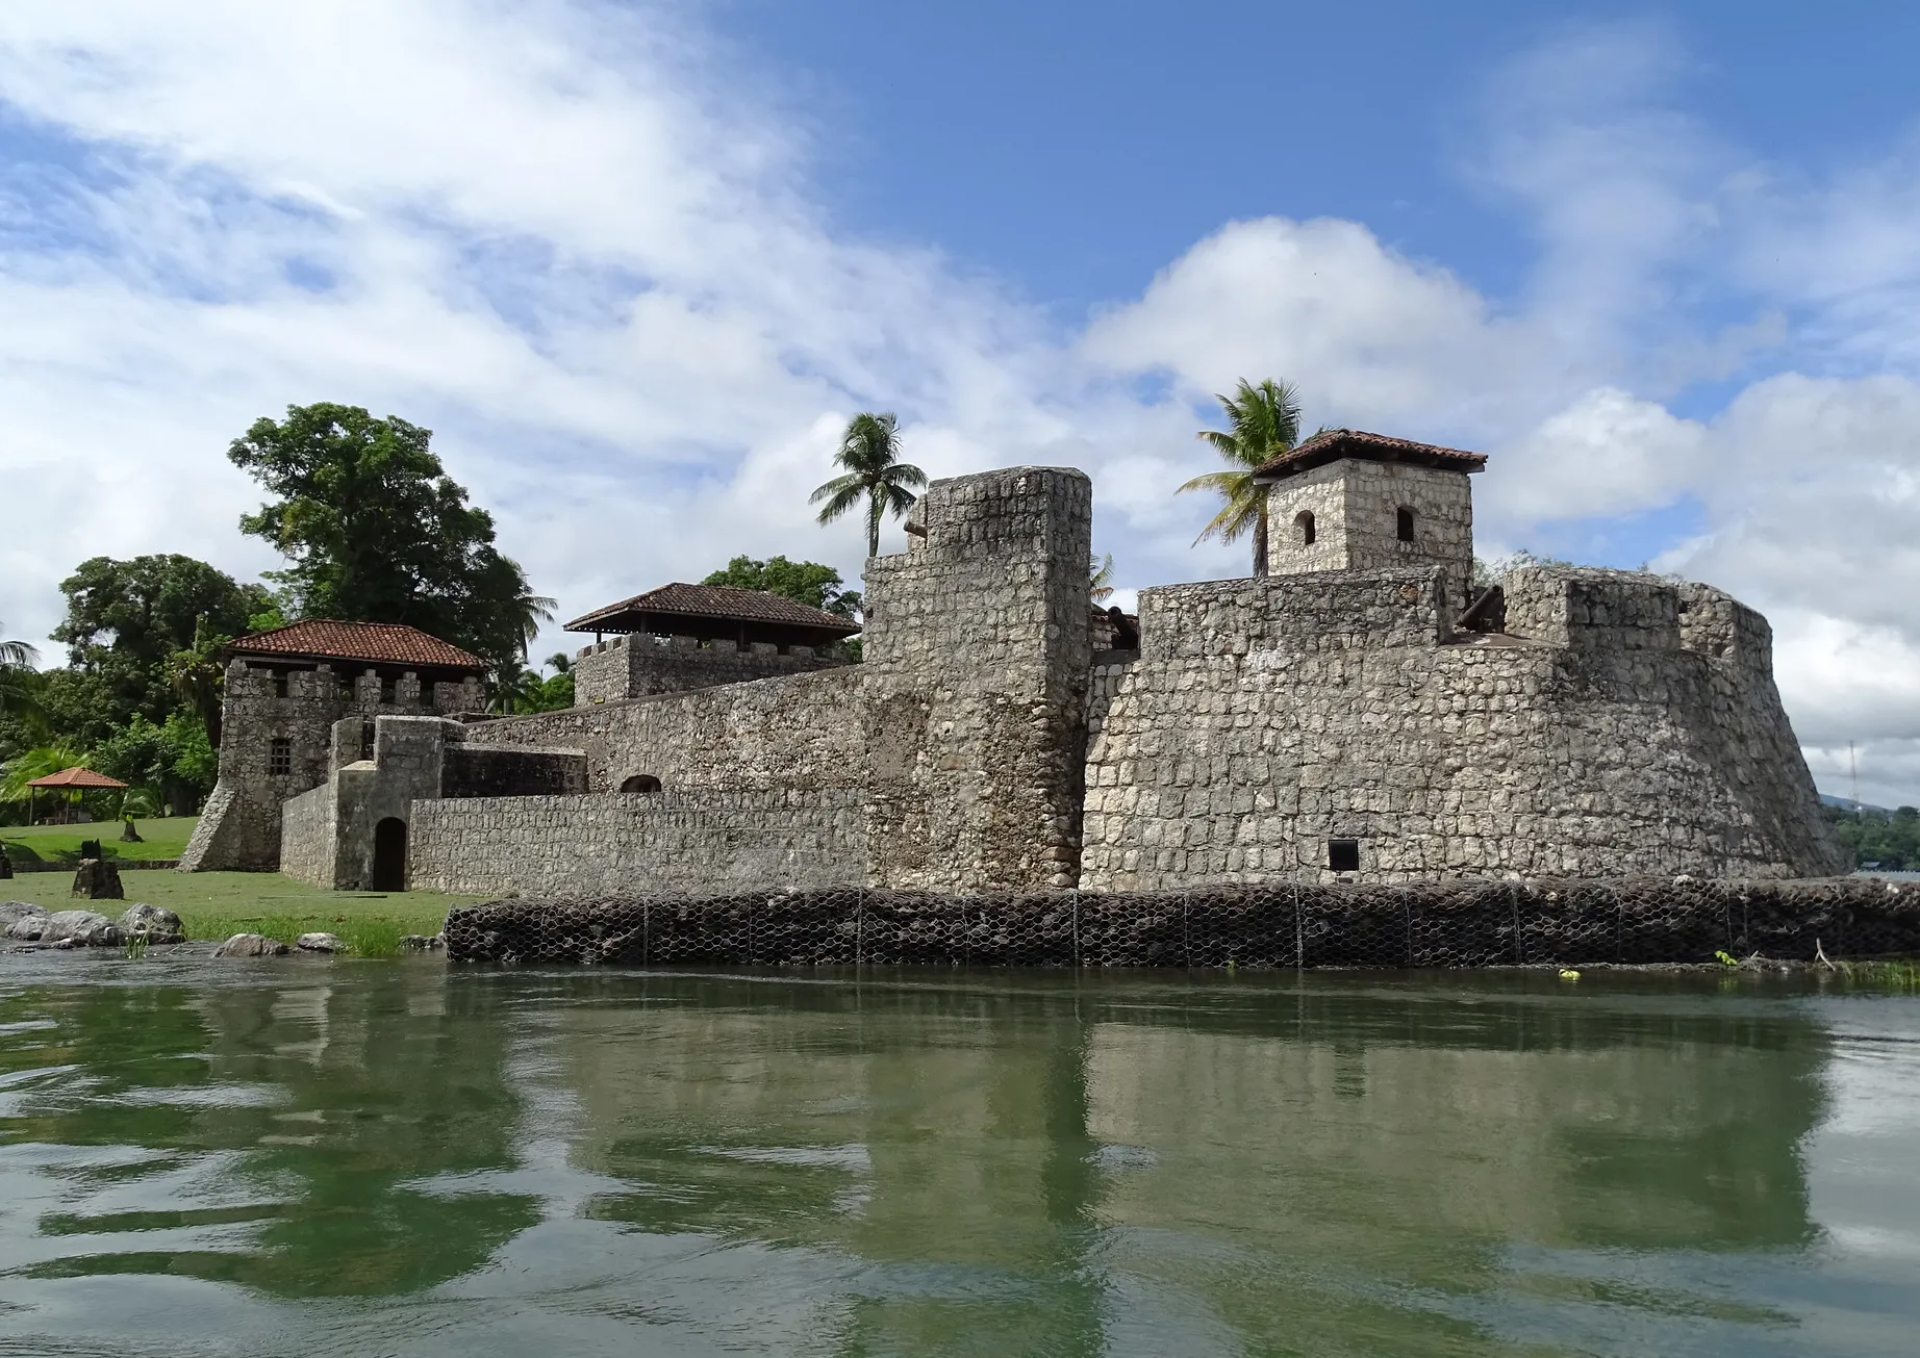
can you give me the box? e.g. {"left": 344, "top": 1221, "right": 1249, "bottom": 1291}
{"left": 1328, "top": 838, "right": 1360, "bottom": 873}
{"left": 268, "top": 738, "right": 292, "bottom": 777}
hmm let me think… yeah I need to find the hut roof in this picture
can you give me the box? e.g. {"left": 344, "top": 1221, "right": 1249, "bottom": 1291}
{"left": 565, "top": 583, "right": 860, "bottom": 647}
{"left": 26, "top": 767, "right": 128, "bottom": 790}
{"left": 1252, "top": 429, "right": 1487, "bottom": 482}
{"left": 228, "top": 620, "right": 485, "bottom": 673}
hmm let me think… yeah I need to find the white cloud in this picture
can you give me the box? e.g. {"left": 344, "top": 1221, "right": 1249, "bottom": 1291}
{"left": 0, "top": 5, "right": 1917, "bottom": 801}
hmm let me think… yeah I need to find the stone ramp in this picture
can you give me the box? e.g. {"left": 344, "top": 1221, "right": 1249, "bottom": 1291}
{"left": 444, "top": 877, "right": 1918, "bottom": 968}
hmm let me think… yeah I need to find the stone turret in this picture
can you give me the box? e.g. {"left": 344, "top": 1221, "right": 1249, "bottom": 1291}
{"left": 1255, "top": 428, "right": 1485, "bottom": 620}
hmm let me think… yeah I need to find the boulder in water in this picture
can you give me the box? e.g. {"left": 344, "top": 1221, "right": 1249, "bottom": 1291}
{"left": 0, "top": 901, "right": 48, "bottom": 932}
{"left": 35, "top": 910, "right": 121, "bottom": 947}
{"left": 296, "top": 932, "right": 346, "bottom": 954}
{"left": 118, "top": 903, "right": 184, "bottom": 945}
{"left": 213, "top": 933, "right": 289, "bottom": 958}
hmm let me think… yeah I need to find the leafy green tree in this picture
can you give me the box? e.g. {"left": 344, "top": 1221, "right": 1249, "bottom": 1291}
{"left": 1826, "top": 805, "right": 1920, "bottom": 870}
{"left": 93, "top": 713, "right": 217, "bottom": 815}
{"left": 1179, "top": 379, "right": 1305, "bottom": 577}
{"left": 228, "top": 403, "right": 553, "bottom": 673}
{"left": 51, "top": 556, "right": 269, "bottom": 729}
{"left": 811, "top": 412, "right": 926, "bottom": 558}
{"left": 701, "top": 555, "right": 862, "bottom": 618}
{"left": 34, "top": 669, "right": 124, "bottom": 752}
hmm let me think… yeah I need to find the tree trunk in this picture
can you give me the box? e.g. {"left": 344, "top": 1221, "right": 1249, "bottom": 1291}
{"left": 1252, "top": 497, "right": 1270, "bottom": 577}
{"left": 867, "top": 492, "right": 882, "bottom": 559}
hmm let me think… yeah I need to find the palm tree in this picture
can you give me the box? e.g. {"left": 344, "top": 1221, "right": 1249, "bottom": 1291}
{"left": 0, "top": 623, "right": 41, "bottom": 730}
{"left": 1090, "top": 554, "right": 1115, "bottom": 603}
{"left": 1178, "top": 378, "right": 1304, "bottom": 577}
{"left": 167, "top": 616, "right": 230, "bottom": 749}
{"left": 811, "top": 412, "right": 927, "bottom": 558}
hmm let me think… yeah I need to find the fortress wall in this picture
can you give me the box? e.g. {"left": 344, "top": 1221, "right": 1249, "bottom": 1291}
{"left": 467, "top": 666, "right": 871, "bottom": 795}
{"left": 1081, "top": 568, "right": 1845, "bottom": 889}
{"left": 278, "top": 783, "right": 336, "bottom": 888}
{"left": 476, "top": 467, "right": 1094, "bottom": 894}
{"left": 408, "top": 788, "right": 867, "bottom": 897}
{"left": 442, "top": 744, "right": 588, "bottom": 798}
{"left": 573, "top": 633, "right": 844, "bottom": 704}
{"left": 1137, "top": 567, "right": 1447, "bottom": 661}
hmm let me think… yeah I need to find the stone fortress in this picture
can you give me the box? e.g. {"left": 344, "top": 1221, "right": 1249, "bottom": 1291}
{"left": 182, "top": 430, "right": 1848, "bottom": 897}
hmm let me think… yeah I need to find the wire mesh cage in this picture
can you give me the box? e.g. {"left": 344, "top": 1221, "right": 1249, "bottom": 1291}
{"left": 443, "top": 877, "right": 1920, "bottom": 969}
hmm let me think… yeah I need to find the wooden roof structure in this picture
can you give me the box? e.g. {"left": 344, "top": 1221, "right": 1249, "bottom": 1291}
{"left": 1252, "top": 429, "right": 1488, "bottom": 483}
{"left": 565, "top": 583, "right": 861, "bottom": 648}
{"left": 228, "top": 620, "right": 485, "bottom": 675}
{"left": 25, "top": 767, "right": 127, "bottom": 790}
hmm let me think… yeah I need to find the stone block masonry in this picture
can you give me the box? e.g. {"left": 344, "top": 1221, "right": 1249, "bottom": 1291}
{"left": 573, "top": 632, "right": 844, "bottom": 704}
{"left": 182, "top": 660, "right": 484, "bottom": 873}
{"left": 409, "top": 788, "right": 867, "bottom": 896}
{"left": 1079, "top": 566, "right": 1845, "bottom": 889}
{"left": 442, "top": 877, "right": 1918, "bottom": 968}
{"left": 474, "top": 466, "right": 1095, "bottom": 893}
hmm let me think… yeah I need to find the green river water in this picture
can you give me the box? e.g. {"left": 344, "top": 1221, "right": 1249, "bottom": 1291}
{"left": 0, "top": 955, "right": 1914, "bottom": 1356}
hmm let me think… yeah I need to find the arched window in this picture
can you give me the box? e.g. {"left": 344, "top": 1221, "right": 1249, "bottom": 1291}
{"left": 620, "top": 774, "right": 662, "bottom": 794}
{"left": 1396, "top": 507, "right": 1416, "bottom": 542}
{"left": 1295, "top": 510, "right": 1316, "bottom": 546}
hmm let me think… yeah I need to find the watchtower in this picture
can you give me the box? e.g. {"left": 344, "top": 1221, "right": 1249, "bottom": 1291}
{"left": 1254, "top": 429, "right": 1486, "bottom": 618}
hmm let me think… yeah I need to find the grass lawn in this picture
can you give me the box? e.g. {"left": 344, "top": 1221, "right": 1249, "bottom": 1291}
{"left": 0, "top": 870, "right": 491, "bottom": 957}
{"left": 2, "top": 816, "right": 200, "bottom": 864}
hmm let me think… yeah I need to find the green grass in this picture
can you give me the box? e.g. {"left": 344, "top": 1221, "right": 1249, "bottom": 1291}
{"left": 1825, "top": 958, "right": 1920, "bottom": 991}
{"left": 0, "top": 870, "right": 490, "bottom": 958}
{"left": 1, "top": 816, "right": 200, "bottom": 864}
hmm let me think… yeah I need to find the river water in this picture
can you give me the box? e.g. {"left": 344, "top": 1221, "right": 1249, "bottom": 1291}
{"left": 0, "top": 957, "right": 1914, "bottom": 1357}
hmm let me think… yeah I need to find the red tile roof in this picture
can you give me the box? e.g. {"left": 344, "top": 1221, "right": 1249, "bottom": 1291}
{"left": 229, "top": 620, "right": 485, "bottom": 671}
{"left": 26, "top": 766, "right": 129, "bottom": 790}
{"left": 1252, "top": 428, "right": 1487, "bottom": 481}
{"left": 566, "top": 583, "right": 861, "bottom": 639}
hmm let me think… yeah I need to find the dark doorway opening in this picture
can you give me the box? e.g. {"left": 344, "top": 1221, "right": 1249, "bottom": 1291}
{"left": 1396, "top": 507, "right": 1416, "bottom": 542}
{"left": 620, "top": 774, "right": 663, "bottom": 794}
{"left": 372, "top": 817, "right": 408, "bottom": 892}
{"left": 1328, "top": 838, "right": 1360, "bottom": 873}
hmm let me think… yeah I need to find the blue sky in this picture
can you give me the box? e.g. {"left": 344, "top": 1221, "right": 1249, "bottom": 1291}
{"left": 0, "top": 0, "right": 1918, "bottom": 802}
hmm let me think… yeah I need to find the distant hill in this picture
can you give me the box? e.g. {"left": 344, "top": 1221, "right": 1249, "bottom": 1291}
{"left": 1820, "top": 794, "right": 1893, "bottom": 816}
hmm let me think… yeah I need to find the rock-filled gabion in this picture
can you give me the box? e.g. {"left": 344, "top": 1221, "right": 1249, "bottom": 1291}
{"left": 444, "top": 877, "right": 1919, "bottom": 969}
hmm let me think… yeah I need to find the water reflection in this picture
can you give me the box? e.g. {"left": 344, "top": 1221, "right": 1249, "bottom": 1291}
{"left": 0, "top": 964, "right": 538, "bottom": 1299}
{"left": 0, "top": 961, "right": 1909, "bottom": 1357}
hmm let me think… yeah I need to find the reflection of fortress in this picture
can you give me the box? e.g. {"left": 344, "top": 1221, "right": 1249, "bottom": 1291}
{"left": 185, "top": 430, "right": 1845, "bottom": 893}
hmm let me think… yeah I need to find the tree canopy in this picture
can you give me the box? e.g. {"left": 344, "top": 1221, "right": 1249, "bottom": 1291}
{"left": 228, "top": 403, "right": 551, "bottom": 672}
{"left": 52, "top": 555, "right": 270, "bottom": 729}
{"left": 701, "top": 555, "right": 862, "bottom": 619}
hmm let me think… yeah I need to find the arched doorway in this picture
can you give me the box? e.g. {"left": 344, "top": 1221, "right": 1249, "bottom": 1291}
{"left": 619, "top": 774, "right": 662, "bottom": 794}
{"left": 372, "top": 817, "right": 408, "bottom": 892}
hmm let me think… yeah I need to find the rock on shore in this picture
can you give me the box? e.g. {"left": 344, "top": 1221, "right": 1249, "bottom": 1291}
{"left": 213, "top": 933, "right": 290, "bottom": 958}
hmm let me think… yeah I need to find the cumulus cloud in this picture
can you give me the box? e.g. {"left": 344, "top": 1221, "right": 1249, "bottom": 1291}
{"left": 0, "top": 5, "right": 1916, "bottom": 799}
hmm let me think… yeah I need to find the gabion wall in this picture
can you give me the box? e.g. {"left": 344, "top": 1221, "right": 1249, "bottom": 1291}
{"left": 443, "top": 877, "right": 1917, "bottom": 968}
